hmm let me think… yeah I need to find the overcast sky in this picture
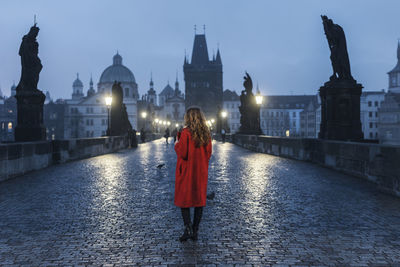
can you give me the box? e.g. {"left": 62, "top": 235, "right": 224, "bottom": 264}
{"left": 0, "top": 0, "right": 398, "bottom": 99}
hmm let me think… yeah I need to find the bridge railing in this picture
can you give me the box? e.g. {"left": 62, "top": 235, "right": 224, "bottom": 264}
{"left": 214, "top": 133, "right": 400, "bottom": 197}
{"left": 0, "top": 134, "right": 162, "bottom": 182}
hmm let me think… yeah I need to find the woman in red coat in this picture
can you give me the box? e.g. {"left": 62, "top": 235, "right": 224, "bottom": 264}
{"left": 174, "top": 107, "right": 212, "bottom": 242}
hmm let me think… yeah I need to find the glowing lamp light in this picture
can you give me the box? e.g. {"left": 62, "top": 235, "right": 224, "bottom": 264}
{"left": 285, "top": 130, "right": 290, "bottom": 137}
{"left": 167, "top": 121, "right": 171, "bottom": 126}
{"left": 255, "top": 94, "right": 263, "bottom": 105}
{"left": 221, "top": 111, "right": 227, "bottom": 118}
{"left": 175, "top": 123, "right": 179, "bottom": 127}
{"left": 105, "top": 96, "right": 112, "bottom": 106}
{"left": 155, "top": 118, "right": 159, "bottom": 123}
{"left": 211, "top": 118, "right": 215, "bottom": 123}
{"left": 141, "top": 112, "right": 147, "bottom": 118}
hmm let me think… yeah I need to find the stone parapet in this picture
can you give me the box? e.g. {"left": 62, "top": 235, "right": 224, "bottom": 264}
{"left": 0, "top": 134, "right": 162, "bottom": 182}
{"left": 223, "top": 134, "right": 400, "bottom": 197}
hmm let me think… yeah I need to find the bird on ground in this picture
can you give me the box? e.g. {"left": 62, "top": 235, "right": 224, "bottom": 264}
{"left": 206, "top": 191, "right": 215, "bottom": 200}
{"left": 157, "top": 163, "right": 165, "bottom": 169}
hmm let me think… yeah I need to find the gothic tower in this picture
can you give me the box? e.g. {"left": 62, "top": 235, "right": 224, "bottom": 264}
{"left": 183, "top": 32, "right": 223, "bottom": 118}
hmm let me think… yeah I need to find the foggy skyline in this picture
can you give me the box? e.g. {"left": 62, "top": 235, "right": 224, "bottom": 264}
{"left": 0, "top": 0, "right": 399, "bottom": 100}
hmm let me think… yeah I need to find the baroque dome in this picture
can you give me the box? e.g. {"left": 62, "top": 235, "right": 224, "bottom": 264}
{"left": 73, "top": 73, "right": 83, "bottom": 87}
{"left": 99, "top": 53, "right": 136, "bottom": 84}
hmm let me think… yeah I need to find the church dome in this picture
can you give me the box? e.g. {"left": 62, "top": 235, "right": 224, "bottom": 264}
{"left": 73, "top": 73, "right": 83, "bottom": 87}
{"left": 99, "top": 53, "right": 136, "bottom": 84}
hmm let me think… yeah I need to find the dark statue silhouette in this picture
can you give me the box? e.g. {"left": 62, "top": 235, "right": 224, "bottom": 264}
{"left": 18, "top": 24, "right": 43, "bottom": 91}
{"left": 319, "top": 16, "right": 363, "bottom": 141}
{"left": 238, "top": 72, "right": 262, "bottom": 135}
{"left": 108, "top": 81, "right": 132, "bottom": 136}
{"left": 321, "top": 15, "right": 353, "bottom": 81}
{"left": 14, "top": 23, "right": 46, "bottom": 142}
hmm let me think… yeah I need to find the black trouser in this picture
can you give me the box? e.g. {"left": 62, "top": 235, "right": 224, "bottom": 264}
{"left": 181, "top": 207, "right": 203, "bottom": 228}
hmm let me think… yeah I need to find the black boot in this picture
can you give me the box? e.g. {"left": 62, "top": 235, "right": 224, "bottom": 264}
{"left": 179, "top": 223, "right": 193, "bottom": 242}
{"left": 191, "top": 207, "right": 203, "bottom": 241}
{"left": 180, "top": 208, "right": 193, "bottom": 242}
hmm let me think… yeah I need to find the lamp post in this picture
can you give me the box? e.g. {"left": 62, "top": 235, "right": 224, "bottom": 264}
{"left": 221, "top": 111, "right": 227, "bottom": 132}
{"left": 141, "top": 111, "right": 147, "bottom": 130}
{"left": 105, "top": 96, "right": 112, "bottom": 135}
{"left": 255, "top": 92, "right": 263, "bottom": 135}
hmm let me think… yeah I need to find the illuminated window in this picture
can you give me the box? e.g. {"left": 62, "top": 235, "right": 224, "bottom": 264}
{"left": 8, "top": 122, "right": 12, "bottom": 132}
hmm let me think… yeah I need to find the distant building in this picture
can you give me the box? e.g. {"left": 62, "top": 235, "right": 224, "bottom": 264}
{"left": 379, "top": 42, "right": 400, "bottom": 145}
{"left": 300, "top": 97, "right": 320, "bottom": 138}
{"left": 64, "top": 53, "right": 138, "bottom": 139}
{"left": 184, "top": 33, "right": 223, "bottom": 118}
{"left": 360, "top": 91, "right": 385, "bottom": 140}
{"left": 223, "top": 89, "right": 240, "bottom": 133}
{"left": 138, "top": 75, "right": 185, "bottom": 132}
{"left": 44, "top": 99, "right": 66, "bottom": 140}
{"left": 0, "top": 84, "right": 17, "bottom": 142}
{"left": 260, "top": 95, "right": 318, "bottom": 137}
{"left": 155, "top": 77, "right": 185, "bottom": 126}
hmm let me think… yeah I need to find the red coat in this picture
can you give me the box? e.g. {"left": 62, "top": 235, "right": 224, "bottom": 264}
{"left": 174, "top": 128, "right": 212, "bottom": 208}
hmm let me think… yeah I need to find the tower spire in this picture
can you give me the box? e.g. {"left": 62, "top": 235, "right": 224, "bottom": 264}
{"left": 216, "top": 47, "right": 222, "bottom": 65}
{"left": 397, "top": 39, "right": 400, "bottom": 60}
{"left": 150, "top": 71, "right": 154, "bottom": 89}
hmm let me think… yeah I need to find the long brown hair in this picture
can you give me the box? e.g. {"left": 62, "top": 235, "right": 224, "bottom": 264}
{"left": 184, "top": 107, "right": 211, "bottom": 147}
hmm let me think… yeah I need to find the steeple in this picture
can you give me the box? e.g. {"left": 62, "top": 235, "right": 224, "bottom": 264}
{"left": 147, "top": 72, "right": 157, "bottom": 104}
{"left": 397, "top": 40, "right": 400, "bottom": 61}
{"left": 175, "top": 71, "right": 179, "bottom": 91}
{"left": 216, "top": 49, "right": 222, "bottom": 65}
{"left": 150, "top": 72, "right": 154, "bottom": 89}
{"left": 191, "top": 34, "right": 209, "bottom": 65}
{"left": 87, "top": 74, "right": 95, "bottom": 97}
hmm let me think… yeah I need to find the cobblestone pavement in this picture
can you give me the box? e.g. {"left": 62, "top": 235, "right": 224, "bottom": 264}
{"left": 0, "top": 139, "right": 400, "bottom": 266}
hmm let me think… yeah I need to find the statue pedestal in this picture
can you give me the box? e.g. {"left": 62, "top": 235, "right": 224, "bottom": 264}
{"left": 318, "top": 79, "right": 363, "bottom": 141}
{"left": 14, "top": 89, "right": 46, "bottom": 142}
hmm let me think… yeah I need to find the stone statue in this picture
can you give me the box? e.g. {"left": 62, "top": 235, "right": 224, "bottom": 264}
{"left": 321, "top": 15, "right": 353, "bottom": 81}
{"left": 238, "top": 72, "right": 262, "bottom": 135}
{"left": 318, "top": 16, "right": 363, "bottom": 141}
{"left": 17, "top": 23, "right": 43, "bottom": 91}
{"left": 14, "top": 23, "right": 46, "bottom": 142}
{"left": 109, "top": 81, "right": 133, "bottom": 136}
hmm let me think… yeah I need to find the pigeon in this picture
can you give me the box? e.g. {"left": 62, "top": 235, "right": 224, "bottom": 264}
{"left": 206, "top": 191, "right": 215, "bottom": 200}
{"left": 157, "top": 163, "right": 165, "bottom": 169}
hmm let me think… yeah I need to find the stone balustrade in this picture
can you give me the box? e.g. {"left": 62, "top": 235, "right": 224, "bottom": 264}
{"left": 0, "top": 134, "right": 162, "bottom": 182}
{"left": 216, "top": 133, "right": 400, "bottom": 197}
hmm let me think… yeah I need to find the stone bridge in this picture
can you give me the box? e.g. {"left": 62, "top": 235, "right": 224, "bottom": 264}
{"left": 0, "top": 139, "right": 399, "bottom": 266}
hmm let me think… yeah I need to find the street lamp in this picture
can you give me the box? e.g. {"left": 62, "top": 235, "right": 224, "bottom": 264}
{"left": 255, "top": 93, "right": 263, "bottom": 105}
{"left": 175, "top": 123, "right": 179, "bottom": 128}
{"left": 105, "top": 96, "right": 112, "bottom": 135}
{"left": 141, "top": 111, "right": 147, "bottom": 130}
{"left": 221, "top": 111, "right": 227, "bottom": 118}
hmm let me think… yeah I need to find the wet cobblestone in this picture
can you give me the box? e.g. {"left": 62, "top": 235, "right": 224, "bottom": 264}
{"left": 0, "top": 139, "right": 399, "bottom": 266}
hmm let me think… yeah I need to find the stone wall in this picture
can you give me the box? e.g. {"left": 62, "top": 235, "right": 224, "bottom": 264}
{"left": 220, "top": 134, "right": 400, "bottom": 197}
{"left": 0, "top": 134, "right": 162, "bottom": 182}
